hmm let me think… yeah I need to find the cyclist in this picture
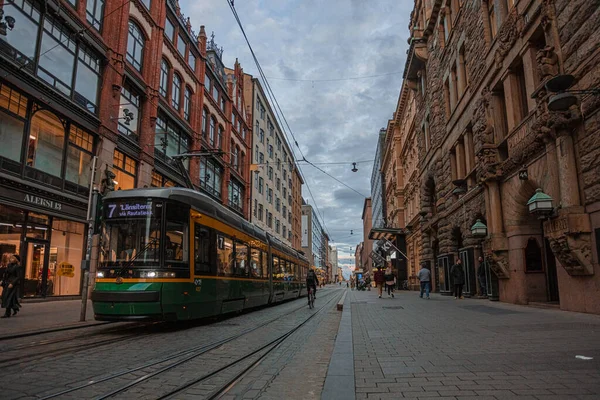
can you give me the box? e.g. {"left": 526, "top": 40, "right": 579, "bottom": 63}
{"left": 306, "top": 268, "right": 319, "bottom": 303}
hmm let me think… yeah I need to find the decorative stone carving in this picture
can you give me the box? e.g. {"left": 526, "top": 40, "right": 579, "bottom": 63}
{"left": 483, "top": 239, "right": 510, "bottom": 278}
{"left": 544, "top": 211, "right": 594, "bottom": 276}
{"left": 536, "top": 46, "right": 559, "bottom": 82}
{"left": 494, "top": 9, "right": 519, "bottom": 67}
{"left": 476, "top": 145, "right": 501, "bottom": 183}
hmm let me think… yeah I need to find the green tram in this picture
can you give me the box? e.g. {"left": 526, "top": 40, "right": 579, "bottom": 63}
{"left": 91, "top": 188, "right": 309, "bottom": 321}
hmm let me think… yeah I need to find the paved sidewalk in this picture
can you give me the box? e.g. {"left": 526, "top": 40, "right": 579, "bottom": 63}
{"left": 349, "top": 289, "right": 600, "bottom": 399}
{"left": 0, "top": 299, "right": 99, "bottom": 337}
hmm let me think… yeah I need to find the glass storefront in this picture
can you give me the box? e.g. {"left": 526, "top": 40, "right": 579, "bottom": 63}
{"left": 0, "top": 203, "right": 84, "bottom": 297}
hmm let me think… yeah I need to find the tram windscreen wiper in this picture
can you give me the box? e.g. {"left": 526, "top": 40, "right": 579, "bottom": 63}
{"left": 117, "top": 236, "right": 159, "bottom": 277}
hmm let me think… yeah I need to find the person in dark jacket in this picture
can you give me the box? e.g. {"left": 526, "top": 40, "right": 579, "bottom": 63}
{"left": 1, "top": 254, "right": 22, "bottom": 318}
{"left": 374, "top": 267, "right": 385, "bottom": 298}
{"left": 450, "top": 258, "right": 465, "bottom": 299}
{"left": 477, "top": 256, "right": 488, "bottom": 297}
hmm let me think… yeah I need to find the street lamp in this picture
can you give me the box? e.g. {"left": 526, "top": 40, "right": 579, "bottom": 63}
{"left": 545, "top": 74, "right": 600, "bottom": 112}
{"left": 471, "top": 219, "right": 488, "bottom": 238}
{"left": 527, "top": 188, "right": 554, "bottom": 216}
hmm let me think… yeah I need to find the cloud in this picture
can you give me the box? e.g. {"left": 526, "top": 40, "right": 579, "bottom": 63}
{"left": 181, "top": 0, "right": 411, "bottom": 263}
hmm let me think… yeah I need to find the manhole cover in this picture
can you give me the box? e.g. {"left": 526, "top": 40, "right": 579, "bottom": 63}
{"left": 382, "top": 306, "right": 404, "bottom": 310}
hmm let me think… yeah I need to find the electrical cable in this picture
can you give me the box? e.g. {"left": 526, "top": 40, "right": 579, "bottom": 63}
{"left": 265, "top": 71, "right": 404, "bottom": 82}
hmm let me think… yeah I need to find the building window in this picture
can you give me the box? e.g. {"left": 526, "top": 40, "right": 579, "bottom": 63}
{"left": 27, "top": 110, "right": 64, "bottom": 177}
{"left": 255, "top": 145, "right": 259, "bottom": 161}
{"left": 218, "top": 126, "right": 224, "bottom": 150}
{"left": 268, "top": 144, "right": 273, "bottom": 159}
{"left": 268, "top": 188, "right": 273, "bottom": 204}
{"left": 172, "top": 73, "right": 181, "bottom": 110}
{"left": 184, "top": 87, "right": 192, "bottom": 121}
{"left": 204, "top": 74, "right": 211, "bottom": 91}
{"left": 154, "top": 115, "right": 190, "bottom": 168}
{"left": 0, "top": 85, "right": 27, "bottom": 162}
{"left": 258, "top": 204, "right": 263, "bottom": 221}
{"left": 159, "top": 59, "right": 169, "bottom": 97}
{"left": 209, "top": 118, "right": 216, "bottom": 147}
{"left": 202, "top": 108, "right": 208, "bottom": 138}
{"left": 118, "top": 83, "right": 141, "bottom": 141}
{"left": 267, "top": 212, "right": 272, "bottom": 228}
{"left": 212, "top": 85, "right": 219, "bottom": 101}
{"left": 165, "top": 18, "right": 174, "bottom": 42}
{"left": 444, "top": 78, "right": 451, "bottom": 118}
{"left": 38, "top": 16, "right": 76, "bottom": 96}
{"left": 259, "top": 128, "right": 264, "bottom": 143}
{"left": 423, "top": 116, "right": 430, "bottom": 152}
{"left": 0, "top": 0, "right": 40, "bottom": 67}
{"left": 141, "top": 0, "right": 151, "bottom": 10}
{"left": 113, "top": 149, "right": 137, "bottom": 190}
{"left": 188, "top": 52, "right": 196, "bottom": 71}
{"left": 258, "top": 177, "right": 264, "bottom": 194}
{"left": 200, "top": 158, "right": 222, "bottom": 198}
{"left": 259, "top": 152, "right": 264, "bottom": 164}
{"left": 73, "top": 45, "right": 101, "bottom": 113}
{"left": 232, "top": 145, "right": 239, "bottom": 170}
{"left": 126, "top": 21, "right": 145, "bottom": 72}
{"left": 151, "top": 170, "right": 175, "bottom": 187}
{"left": 85, "top": 0, "right": 104, "bottom": 32}
{"left": 268, "top": 166, "right": 273, "bottom": 180}
{"left": 177, "top": 34, "right": 186, "bottom": 57}
{"left": 488, "top": 2, "right": 497, "bottom": 40}
{"left": 66, "top": 125, "right": 93, "bottom": 187}
{"left": 228, "top": 179, "right": 243, "bottom": 212}
{"left": 514, "top": 62, "right": 530, "bottom": 124}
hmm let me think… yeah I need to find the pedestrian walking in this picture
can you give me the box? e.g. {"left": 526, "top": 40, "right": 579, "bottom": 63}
{"left": 477, "top": 256, "right": 488, "bottom": 297}
{"left": 418, "top": 262, "right": 431, "bottom": 299}
{"left": 374, "top": 267, "right": 385, "bottom": 298}
{"left": 450, "top": 258, "right": 465, "bottom": 299}
{"left": 384, "top": 261, "right": 395, "bottom": 298}
{"left": 1, "top": 254, "right": 22, "bottom": 318}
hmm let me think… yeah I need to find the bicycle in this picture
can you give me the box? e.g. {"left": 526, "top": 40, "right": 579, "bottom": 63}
{"left": 308, "top": 286, "right": 315, "bottom": 309}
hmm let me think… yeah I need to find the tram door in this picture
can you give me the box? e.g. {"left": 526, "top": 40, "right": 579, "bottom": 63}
{"left": 23, "top": 239, "right": 50, "bottom": 297}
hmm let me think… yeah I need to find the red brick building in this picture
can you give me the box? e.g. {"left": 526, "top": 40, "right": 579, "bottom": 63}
{"left": 0, "top": 0, "right": 251, "bottom": 298}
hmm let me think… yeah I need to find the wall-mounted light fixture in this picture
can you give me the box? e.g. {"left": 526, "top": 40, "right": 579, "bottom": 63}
{"left": 546, "top": 74, "right": 600, "bottom": 112}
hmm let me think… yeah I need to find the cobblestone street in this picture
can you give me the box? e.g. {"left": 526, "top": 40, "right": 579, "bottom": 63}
{"left": 2, "top": 287, "right": 600, "bottom": 399}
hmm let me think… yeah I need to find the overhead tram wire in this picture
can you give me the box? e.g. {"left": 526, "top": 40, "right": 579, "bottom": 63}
{"left": 265, "top": 71, "right": 404, "bottom": 82}
{"left": 303, "top": 159, "right": 369, "bottom": 198}
{"left": 225, "top": 0, "right": 335, "bottom": 239}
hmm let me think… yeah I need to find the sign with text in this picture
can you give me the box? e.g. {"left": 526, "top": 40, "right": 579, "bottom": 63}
{"left": 105, "top": 200, "right": 154, "bottom": 219}
{"left": 369, "top": 251, "right": 385, "bottom": 266}
{"left": 376, "top": 239, "right": 406, "bottom": 260}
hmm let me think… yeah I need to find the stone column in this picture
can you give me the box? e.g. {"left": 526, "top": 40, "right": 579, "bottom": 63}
{"left": 556, "top": 132, "right": 581, "bottom": 207}
{"left": 488, "top": 180, "right": 504, "bottom": 234}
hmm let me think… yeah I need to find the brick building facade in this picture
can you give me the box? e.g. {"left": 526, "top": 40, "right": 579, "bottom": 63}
{"left": 385, "top": 0, "right": 600, "bottom": 313}
{"left": 0, "top": 0, "right": 252, "bottom": 298}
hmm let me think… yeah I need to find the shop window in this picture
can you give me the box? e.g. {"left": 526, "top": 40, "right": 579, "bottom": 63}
{"left": 0, "top": 204, "right": 24, "bottom": 261}
{"left": 194, "top": 224, "right": 212, "bottom": 274}
{"left": 118, "top": 83, "right": 141, "bottom": 141}
{"left": 0, "top": 0, "right": 41, "bottom": 66}
{"left": 85, "top": 0, "right": 105, "bottom": 32}
{"left": 525, "top": 237, "right": 543, "bottom": 272}
{"left": 0, "top": 104, "right": 25, "bottom": 162}
{"left": 50, "top": 219, "right": 84, "bottom": 296}
{"left": 113, "top": 149, "right": 137, "bottom": 190}
{"left": 126, "top": 21, "right": 145, "bottom": 72}
{"left": 200, "top": 157, "right": 222, "bottom": 198}
{"left": 216, "top": 235, "right": 233, "bottom": 276}
{"left": 0, "top": 84, "right": 28, "bottom": 118}
{"left": 159, "top": 59, "right": 169, "bottom": 98}
{"left": 65, "top": 126, "right": 93, "bottom": 187}
{"left": 27, "top": 110, "right": 65, "bottom": 177}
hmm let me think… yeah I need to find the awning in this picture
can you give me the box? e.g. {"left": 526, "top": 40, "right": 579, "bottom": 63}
{"left": 368, "top": 227, "right": 405, "bottom": 241}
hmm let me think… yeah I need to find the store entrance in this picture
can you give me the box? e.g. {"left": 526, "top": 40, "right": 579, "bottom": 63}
{"left": 23, "top": 239, "right": 50, "bottom": 297}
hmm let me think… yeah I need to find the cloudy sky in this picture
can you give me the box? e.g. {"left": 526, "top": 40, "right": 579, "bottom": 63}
{"left": 181, "top": 0, "right": 412, "bottom": 277}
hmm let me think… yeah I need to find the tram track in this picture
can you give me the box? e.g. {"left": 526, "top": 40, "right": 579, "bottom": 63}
{"left": 38, "top": 290, "right": 342, "bottom": 400}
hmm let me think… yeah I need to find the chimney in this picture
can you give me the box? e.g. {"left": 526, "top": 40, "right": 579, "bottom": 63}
{"left": 198, "top": 25, "right": 207, "bottom": 56}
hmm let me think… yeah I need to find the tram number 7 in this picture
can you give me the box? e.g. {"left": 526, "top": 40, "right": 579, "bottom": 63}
{"left": 217, "top": 235, "right": 224, "bottom": 250}
{"left": 107, "top": 204, "right": 117, "bottom": 218}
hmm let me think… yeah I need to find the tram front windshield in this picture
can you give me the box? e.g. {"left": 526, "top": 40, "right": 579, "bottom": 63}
{"left": 100, "top": 199, "right": 162, "bottom": 267}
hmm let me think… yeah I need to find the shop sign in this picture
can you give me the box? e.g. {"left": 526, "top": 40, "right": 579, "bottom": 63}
{"left": 57, "top": 262, "right": 75, "bottom": 278}
{"left": 24, "top": 194, "right": 62, "bottom": 211}
{"left": 369, "top": 251, "right": 385, "bottom": 266}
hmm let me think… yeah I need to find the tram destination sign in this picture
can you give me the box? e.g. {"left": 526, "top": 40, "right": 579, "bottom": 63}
{"left": 105, "top": 200, "right": 154, "bottom": 218}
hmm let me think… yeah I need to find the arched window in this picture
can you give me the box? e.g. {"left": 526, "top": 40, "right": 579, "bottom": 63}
{"left": 28, "top": 110, "right": 65, "bottom": 177}
{"left": 209, "top": 117, "right": 215, "bottom": 146}
{"left": 126, "top": 21, "right": 144, "bottom": 72}
{"left": 184, "top": 87, "right": 192, "bottom": 121}
{"left": 232, "top": 145, "right": 239, "bottom": 170}
{"left": 202, "top": 108, "right": 208, "bottom": 137}
{"left": 171, "top": 73, "right": 181, "bottom": 110}
{"left": 159, "top": 59, "right": 169, "bottom": 97}
{"left": 218, "top": 125, "right": 224, "bottom": 149}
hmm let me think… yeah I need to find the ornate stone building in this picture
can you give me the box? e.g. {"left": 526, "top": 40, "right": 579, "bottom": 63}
{"left": 392, "top": 0, "right": 600, "bottom": 313}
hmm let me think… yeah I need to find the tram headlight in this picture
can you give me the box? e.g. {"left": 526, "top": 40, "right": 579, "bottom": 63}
{"left": 147, "top": 271, "right": 157, "bottom": 278}
{"left": 97, "top": 271, "right": 105, "bottom": 278}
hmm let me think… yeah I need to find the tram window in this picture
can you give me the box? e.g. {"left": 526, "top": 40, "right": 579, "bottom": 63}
{"left": 273, "top": 256, "right": 280, "bottom": 280}
{"left": 194, "top": 224, "right": 212, "bottom": 274}
{"left": 250, "top": 248, "right": 261, "bottom": 278}
{"left": 260, "top": 250, "right": 268, "bottom": 278}
{"left": 234, "top": 241, "right": 249, "bottom": 277}
{"left": 290, "top": 262, "right": 296, "bottom": 281}
{"left": 165, "top": 203, "right": 189, "bottom": 268}
{"left": 216, "top": 235, "right": 234, "bottom": 276}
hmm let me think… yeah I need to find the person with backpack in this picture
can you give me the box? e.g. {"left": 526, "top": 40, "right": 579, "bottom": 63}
{"left": 306, "top": 268, "right": 319, "bottom": 302}
{"left": 450, "top": 258, "right": 465, "bottom": 299}
{"left": 384, "top": 261, "right": 396, "bottom": 298}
